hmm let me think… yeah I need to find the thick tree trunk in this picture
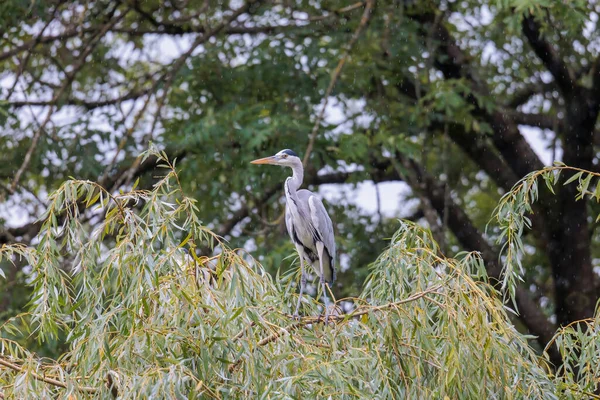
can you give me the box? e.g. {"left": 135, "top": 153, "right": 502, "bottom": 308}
{"left": 547, "top": 98, "right": 598, "bottom": 324}
{"left": 521, "top": 13, "right": 599, "bottom": 324}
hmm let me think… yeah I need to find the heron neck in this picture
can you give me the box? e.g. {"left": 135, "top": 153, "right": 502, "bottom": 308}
{"left": 287, "top": 163, "right": 304, "bottom": 193}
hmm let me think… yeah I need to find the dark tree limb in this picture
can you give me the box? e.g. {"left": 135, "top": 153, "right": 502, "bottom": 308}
{"left": 391, "top": 57, "right": 556, "bottom": 257}
{"left": 443, "top": 123, "right": 520, "bottom": 190}
{"left": 506, "top": 81, "right": 559, "bottom": 110}
{"left": 590, "top": 54, "right": 600, "bottom": 105}
{"left": 505, "top": 110, "right": 558, "bottom": 131}
{"left": 521, "top": 14, "right": 576, "bottom": 98}
{"left": 7, "top": 87, "right": 153, "bottom": 110}
{"left": 405, "top": 6, "right": 555, "bottom": 251}
{"left": 507, "top": 84, "right": 542, "bottom": 109}
{"left": 405, "top": 8, "right": 545, "bottom": 180}
{"left": 408, "top": 4, "right": 600, "bottom": 328}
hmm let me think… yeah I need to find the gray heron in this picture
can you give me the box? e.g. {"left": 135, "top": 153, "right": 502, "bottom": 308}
{"left": 251, "top": 149, "right": 336, "bottom": 322}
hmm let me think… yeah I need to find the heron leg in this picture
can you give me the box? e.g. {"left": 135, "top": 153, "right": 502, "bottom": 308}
{"left": 293, "top": 245, "right": 306, "bottom": 319}
{"left": 316, "top": 242, "right": 330, "bottom": 324}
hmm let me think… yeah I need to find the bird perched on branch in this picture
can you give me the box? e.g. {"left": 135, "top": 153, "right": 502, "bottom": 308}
{"left": 251, "top": 149, "right": 336, "bottom": 322}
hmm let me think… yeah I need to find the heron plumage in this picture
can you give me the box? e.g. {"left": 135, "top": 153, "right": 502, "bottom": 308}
{"left": 284, "top": 189, "right": 335, "bottom": 284}
{"left": 251, "top": 149, "right": 337, "bottom": 321}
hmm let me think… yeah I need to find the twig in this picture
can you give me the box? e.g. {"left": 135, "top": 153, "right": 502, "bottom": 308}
{"left": 302, "top": 0, "right": 375, "bottom": 165}
{"left": 10, "top": 5, "right": 129, "bottom": 194}
{"left": 228, "top": 284, "right": 442, "bottom": 372}
{"left": 5, "top": 2, "right": 64, "bottom": 100}
{"left": 231, "top": 307, "right": 275, "bottom": 340}
{"left": 375, "top": 181, "right": 383, "bottom": 224}
{"left": 0, "top": 357, "right": 98, "bottom": 394}
{"left": 8, "top": 87, "right": 154, "bottom": 110}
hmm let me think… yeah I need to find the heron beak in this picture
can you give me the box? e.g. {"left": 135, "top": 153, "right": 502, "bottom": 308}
{"left": 250, "top": 156, "right": 277, "bottom": 165}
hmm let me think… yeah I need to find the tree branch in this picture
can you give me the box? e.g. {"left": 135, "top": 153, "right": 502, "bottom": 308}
{"left": 505, "top": 110, "right": 558, "bottom": 131}
{"left": 443, "top": 123, "right": 520, "bottom": 191}
{"left": 0, "top": 2, "right": 365, "bottom": 62}
{"left": 506, "top": 82, "right": 556, "bottom": 109}
{"left": 7, "top": 87, "right": 153, "bottom": 110}
{"left": 407, "top": 7, "right": 545, "bottom": 179}
{"left": 590, "top": 53, "right": 600, "bottom": 102}
{"left": 0, "top": 356, "right": 98, "bottom": 394}
{"left": 9, "top": 5, "right": 129, "bottom": 193}
{"left": 303, "top": 0, "right": 374, "bottom": 165}
{"left": 521, "top": 14, "right": 575, "bottom": 97}
{"left": 228, "top": 284, "right": 443, "bottom": 372}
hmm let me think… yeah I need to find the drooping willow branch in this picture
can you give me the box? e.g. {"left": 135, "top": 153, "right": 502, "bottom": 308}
{"left": 0, "top": 286, "right": 442, "bottom": 391}
{"left": 228, "top": 284, "right": 443, "bottom": 372}
{"left": 0, "top": 357, "right": 99, "bottom": 394}
{"left": 491, "top": 164, "right": 600, "bottom": 299}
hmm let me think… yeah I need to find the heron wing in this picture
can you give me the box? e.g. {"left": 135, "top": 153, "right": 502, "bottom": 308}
{"left": 306, "top": 194, "right": 336, "bottom": 268}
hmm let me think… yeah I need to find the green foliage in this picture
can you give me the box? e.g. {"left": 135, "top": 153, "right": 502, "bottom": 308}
{"left": 551, "top": 318, "right": 600, "bottom": 398}
{"left": 5, "top": 0, "right": 599, "bottom": 317}
{"left": 2, "top": 1, "right": 600, "bottom": 396}
{"left": 492, "top": 165, "right": 600, "bottom": 302}
{"left": 1, "top": 151, "right": 599, "bottom": 398}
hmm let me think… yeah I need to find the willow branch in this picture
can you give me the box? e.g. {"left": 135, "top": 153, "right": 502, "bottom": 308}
{"left": 0, "top": 357, "right": 99, "bottom": 394}
{"left": 228, "top": 284, "right": 442, "bottom": 372}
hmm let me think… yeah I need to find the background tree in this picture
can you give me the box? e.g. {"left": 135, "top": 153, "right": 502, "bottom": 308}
{"left": 1, "top": 0, "right": 600, "bottom": 368}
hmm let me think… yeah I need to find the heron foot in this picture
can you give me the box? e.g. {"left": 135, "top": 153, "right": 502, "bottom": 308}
{"left": 292, "top": 312, "right": 301, "bottom": 321}
{"left": 323, "top": 305, "right": 330, "bottom": 325}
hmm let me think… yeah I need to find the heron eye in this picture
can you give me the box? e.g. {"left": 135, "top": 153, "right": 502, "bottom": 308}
{"left": 281, "top": 154, "right": 288, "bottom": 159}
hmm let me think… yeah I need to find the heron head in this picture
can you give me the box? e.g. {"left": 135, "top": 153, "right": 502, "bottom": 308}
{"left": 250, "top": 149, "right": 300, "bottom": 167}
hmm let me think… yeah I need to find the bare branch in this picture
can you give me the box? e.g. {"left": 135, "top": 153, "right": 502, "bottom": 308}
{"left": 7, "top": 87, "right": 153, "bottom": 110}
{"left": 506, "top": 82, "right": 556, "bottom": 109}
{"left": 505, "top": 109, "right": 558, "bottom": 130}
{"left": 5, "top": 2, "right": 63, "bottom": 101}
{"left": 521, "top": 14, "right": 575, "bottom": 97}
{"left": 303, "top": 0, "right": 375, "bottom": 165}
